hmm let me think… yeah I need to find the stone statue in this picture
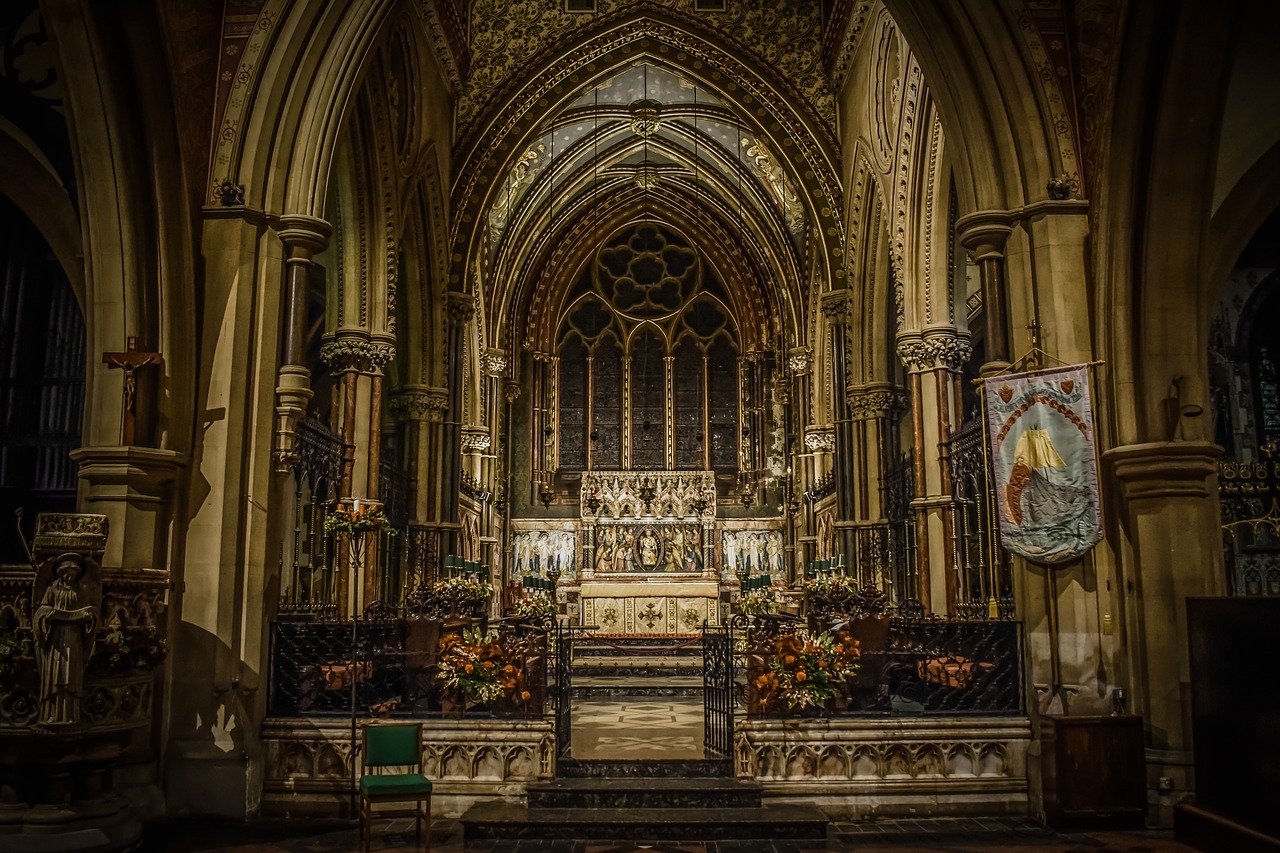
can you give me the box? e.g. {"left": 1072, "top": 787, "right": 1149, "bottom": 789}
{"left": 34, "top": 553, "right": 99, "bottom": 725}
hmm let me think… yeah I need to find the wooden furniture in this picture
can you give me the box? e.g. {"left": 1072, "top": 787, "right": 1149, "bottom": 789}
{"left": 360, "top": 722, "right": 432, "bottom": 850}
{"left": 1041, "top": 714, "right": 1145, "bottom": 830}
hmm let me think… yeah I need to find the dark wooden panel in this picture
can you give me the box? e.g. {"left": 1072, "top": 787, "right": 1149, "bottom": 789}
{"left": 1042, "top": 714, "right": 1145, "bottom": 830}
{"left": 1186, "top": 597, "right": 1280, "bottom": 841}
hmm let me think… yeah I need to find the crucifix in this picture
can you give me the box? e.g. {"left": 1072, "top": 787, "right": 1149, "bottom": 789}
{"left": 103, "top": 336, "right": 162, "bottom": 445}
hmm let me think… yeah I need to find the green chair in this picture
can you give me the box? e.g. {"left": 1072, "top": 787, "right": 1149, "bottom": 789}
{"left": 359, "top": 722, "right": 431, "bottom": 850}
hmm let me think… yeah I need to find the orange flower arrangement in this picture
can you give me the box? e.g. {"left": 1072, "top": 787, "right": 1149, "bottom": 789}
{"left": 753, "top": 628, "right": 861, "bottom": 711}
{"left": 437, "top": 626, "right": 531, "bottom": 705}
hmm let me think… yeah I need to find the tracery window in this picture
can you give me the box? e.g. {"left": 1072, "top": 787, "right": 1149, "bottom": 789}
{"left": 554, "top": 225, "right": 739, "bottom": 475}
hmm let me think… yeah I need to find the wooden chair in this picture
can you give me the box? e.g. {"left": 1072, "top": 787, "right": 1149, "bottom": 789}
{"left": 359, "top": 722, "right": 431, "bottom": 850}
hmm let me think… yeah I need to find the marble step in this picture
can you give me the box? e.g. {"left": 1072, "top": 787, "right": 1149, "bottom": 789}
{"left": 574, "top": 638, "right": 704, "bottom": 657}
{"left": 570, "top": 674, "right": 705, "bottom": 697}
{"left": 571, "top": 660, "right": 705, "bottom": 677}
{"left": 461, "top": 802, "right": 828, "bottom": 841}
{"left": 555, "top": 757, "right": 733, "bottom": 778}
{"left": 526, "top": 777, "right": 763, "bottom": 809}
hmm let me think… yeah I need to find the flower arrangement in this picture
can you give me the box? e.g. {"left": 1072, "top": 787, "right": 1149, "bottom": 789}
{"left": 94, "top": 619, "right": 167, "bottom": 673}
{"left": 324, "top": 500, "right": 394, "bottom": 535}
{"left": 437, "top": 626, "right": 530, "bottom": 705}
{"left": 737, "top": 589, "right": 777, "bottom": 617}
{"left": 431, "top": 576, "right": 494, "bottom": 606}
{"left": 513, "top": 591, "right": 557, "bottom": 621}
{"left": 751, "top": 628, "right": 861, "bottom": 711}
{"left": 802, "top": 573, "right": 862, "bottom": 615}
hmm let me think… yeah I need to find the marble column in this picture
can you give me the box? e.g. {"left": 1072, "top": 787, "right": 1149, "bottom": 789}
{"left": 272, "top": 216, "right": 330, "bottom": 472}
{"left": 956, "top": 212, "right": 1014, "bottom": 376}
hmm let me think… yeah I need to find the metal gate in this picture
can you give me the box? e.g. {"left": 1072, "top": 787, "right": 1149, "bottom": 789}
{"left": 702, "top": 622, "right": 735, "bottom": 758}
{"left": 553, "top": 619, "right": 574, "bottom": 758}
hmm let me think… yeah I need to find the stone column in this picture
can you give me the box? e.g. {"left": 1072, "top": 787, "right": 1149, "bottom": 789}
{"left": 895, "top": 330, "right": 971, "bottom": 613}
{"left": 441, "top": 292, "right": 475, "bottom": 558}
{"left": 820, "top": 290, "right": 855, "bottom": 566}
{"left": 1106, "top": 441, "right": 1224, "bottom": 822}
{"left": 272, "top": 216, "right": 330, "bottom": 471}
{"left": 318, "top": 334, "right": 395, "bottom": 614}
{"left": 956, "top": 212, "right": 1014, "bottom": 376}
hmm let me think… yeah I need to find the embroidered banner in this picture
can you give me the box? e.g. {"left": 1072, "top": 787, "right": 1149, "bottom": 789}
{"left": 984, "top": 364, "right": 1102, "bottom": 565}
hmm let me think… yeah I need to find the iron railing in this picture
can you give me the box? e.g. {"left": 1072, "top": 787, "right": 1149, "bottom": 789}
{"left": 739, "top": 611, "right": 1025, "bottom": 718}
{"left": 267, "top": 617, "right": 548, "bottom": 719}
{"left": 948, "top": 418, "right": 1015, "bottom": 616}
{"left": 702, "top": 621, "right": 736, "bottom": 758}
{"left": 278, "top": 416, "right": 346, "bottom": 617}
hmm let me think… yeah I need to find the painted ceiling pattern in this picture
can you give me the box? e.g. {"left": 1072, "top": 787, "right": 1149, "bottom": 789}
{"left": 459, "top": 0, "right": 834, "bottom": 133}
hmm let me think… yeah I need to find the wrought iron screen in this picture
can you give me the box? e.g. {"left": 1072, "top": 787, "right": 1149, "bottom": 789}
{"left": 702, "top": 621, "right": 736, "bottom": 758}
{"left": 948, "top": 418, "right": 1016, "bottom": 617}
{"left": 279, "top": 416, "right": 346, "bottom": 616}
{"left": 884, "top": 451, "right": 917, "bottom": 605}
{"left": 553, "top": 618, "right": 573, "bottom": 758}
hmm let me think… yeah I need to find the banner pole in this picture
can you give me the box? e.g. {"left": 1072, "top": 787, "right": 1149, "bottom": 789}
{"left": 1044, "top": 564, "right": 1063, "bottom": 709}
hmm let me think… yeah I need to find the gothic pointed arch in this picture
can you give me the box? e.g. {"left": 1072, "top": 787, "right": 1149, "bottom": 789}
{"left": 450, "top": 5, "right": 850, "bottom": 329}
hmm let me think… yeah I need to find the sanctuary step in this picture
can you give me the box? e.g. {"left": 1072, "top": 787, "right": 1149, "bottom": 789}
{"left": 460, "top": 802, "right": 829, "bottom": 841}
{"left": 462, "top": 773, "right": 825, "bottom": 841}
{"left": 570, "top": 635, "right": 705, "bottom": 697}
{"left": 571, "top": 655, "right": 705, "bottom": 678}
{"left": 554, "top": 758, "right": 731, "bottom": 778}
{"left": 526, "top": 777, "right": 763, "bottom": 809}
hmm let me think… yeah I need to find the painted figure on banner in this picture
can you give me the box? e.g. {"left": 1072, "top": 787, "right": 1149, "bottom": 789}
{"left": 984, "top": 365, "right": 1103, "bottom": 564}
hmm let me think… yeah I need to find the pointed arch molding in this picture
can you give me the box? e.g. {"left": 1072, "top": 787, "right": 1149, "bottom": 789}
{"left": 208, "top": 0, "right": 401, "bottom": 216}
{"left": 450, "top": 7, "right": 847, "bottom": 309}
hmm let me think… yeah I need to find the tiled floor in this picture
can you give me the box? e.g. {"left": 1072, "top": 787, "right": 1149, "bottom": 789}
{"left": 143, "top": 816, "right": 1201, "bottom": 853}
{"left": 570, "top": 696, "right": 705, "bottom": 761}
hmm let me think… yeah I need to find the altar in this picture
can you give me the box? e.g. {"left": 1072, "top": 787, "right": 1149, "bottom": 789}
{"left": 575, "top": 471, "right": 722, "bottom": 635}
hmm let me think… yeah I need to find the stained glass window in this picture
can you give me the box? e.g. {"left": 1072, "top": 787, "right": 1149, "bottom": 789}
{"left": 630, "top": 328, "right": 666, "bottom": 469}
{"left": 558, "top": 335, "right": 588, "bottom": 470}
{"left": 708, "top": 337, "right": 739, "bottom": 472}
{"left": 674, "top": 338, "right": 704, "bottom": 468}
{"left": 592, "top": 337, "right": 623, "bottom": 468}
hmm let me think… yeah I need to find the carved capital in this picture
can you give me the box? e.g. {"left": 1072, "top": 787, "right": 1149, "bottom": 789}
{"left": 319, "top": 336, "right": 396, "bottom": 374}
{"left": 481, "top": 347, "right": 508, "bottom": 377}
{"left": 423, "top": 387, "right": 449, "bottom": 422}
{"left": 461, "top": 427, "right": 492, "bottom": 453}
{"left": 896, "top": 336, "right": 931, "bottom": 371}
{"left": 820, "top": 289, "right": 852, "bottom": 323}
{"left": 846, "top": 384, "right": 907, "bottom": 419}
{"left": 925, "top": 330, "right": 973, "bottom": 371}
{"left": 788, "top": 346, "right": 812, "bottom": 375}
{"left": 504, "top": 380, "right": 522, "bottom": 403}
{"left": 390, "top": 385, "right": 436, "bottom": 421}
{"left": 446, "top": 291, "right": 476, "bottom": 326}
{"left": 896, "top": 331, "right": 972, "bottom": 372}
{"left": 804, "top": 425, "right": 836, "bottom": 453}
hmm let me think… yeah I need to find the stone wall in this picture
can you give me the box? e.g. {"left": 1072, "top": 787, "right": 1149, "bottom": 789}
{"left": 735, "top": 717, "right": 1032, "bottom": 819}
{"left": 260, "top": 717, "right": 554, "bottom": 818}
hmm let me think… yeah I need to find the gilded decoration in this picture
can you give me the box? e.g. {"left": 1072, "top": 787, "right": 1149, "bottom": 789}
{"left": 458, "top": 0, "right": 833, "bottom": 132}
{"left": 592, "top": 523, "right": 703, "bottom": 574}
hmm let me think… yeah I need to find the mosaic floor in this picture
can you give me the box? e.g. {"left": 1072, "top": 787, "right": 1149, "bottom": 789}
{"left": 570, "top": 696, "right": 705, "bottom": 761}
